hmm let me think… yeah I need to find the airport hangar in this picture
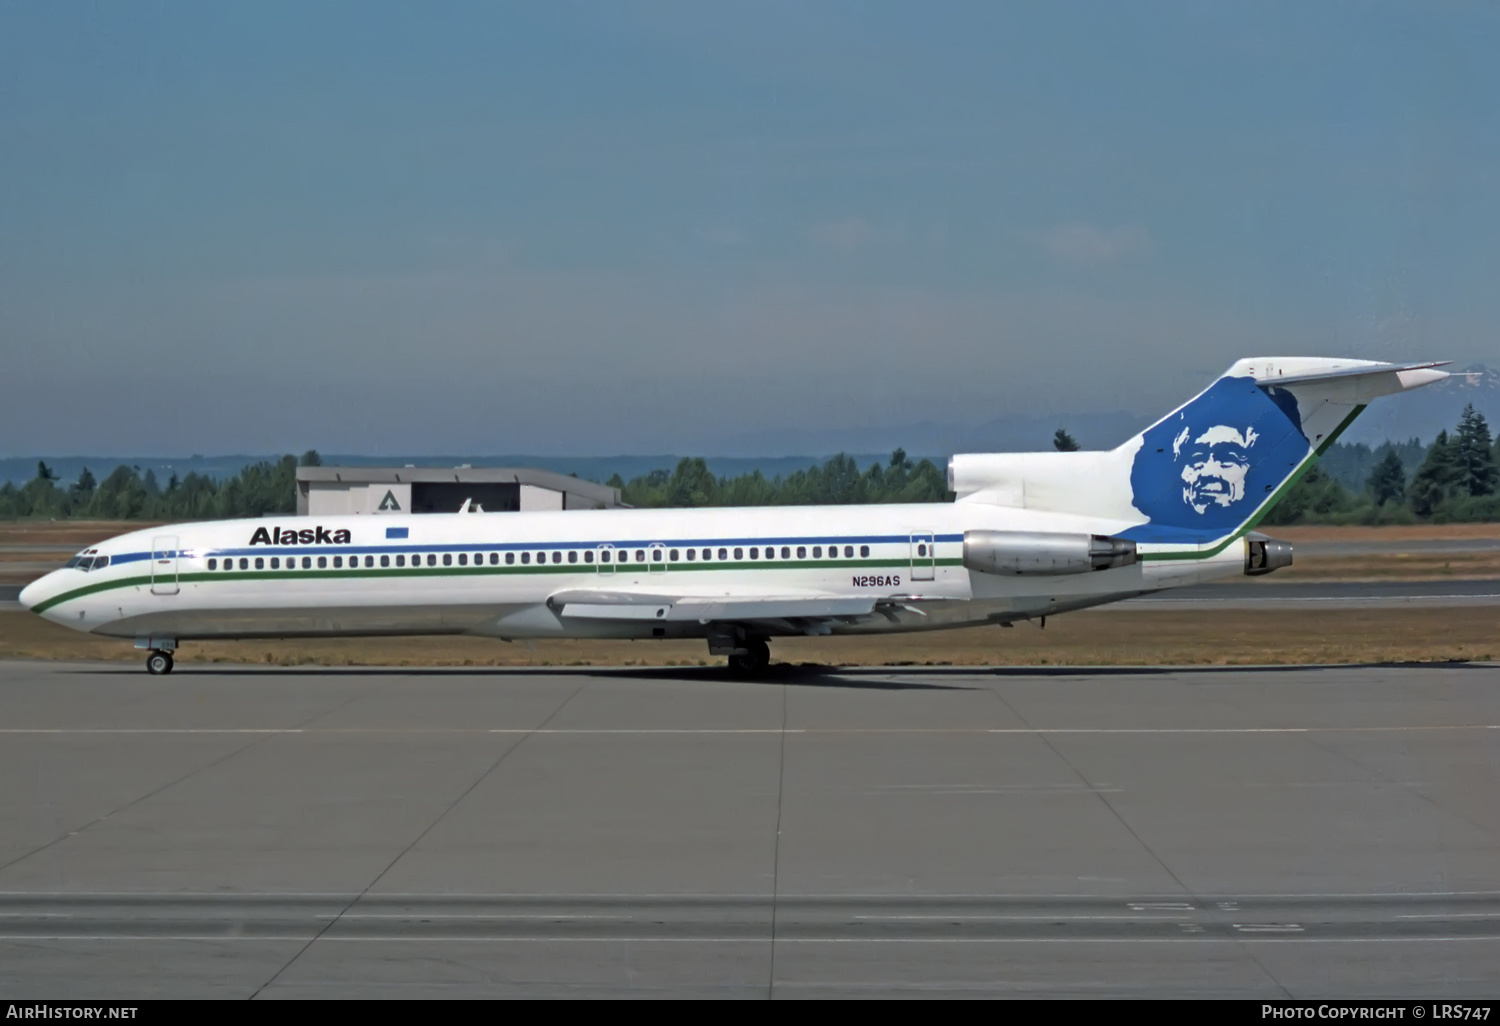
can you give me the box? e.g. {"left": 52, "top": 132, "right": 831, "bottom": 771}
{"left": 295, "top": 465, "right": 624, "bottom": 516}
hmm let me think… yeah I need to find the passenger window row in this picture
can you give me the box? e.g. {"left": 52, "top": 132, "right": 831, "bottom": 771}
{"left": 204, "top": 543, "right": 877, "bottom": 573}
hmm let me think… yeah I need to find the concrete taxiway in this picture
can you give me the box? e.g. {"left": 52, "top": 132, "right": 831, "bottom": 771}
{"left": 1, "top": 659, "right": 1498, "bottom": 998}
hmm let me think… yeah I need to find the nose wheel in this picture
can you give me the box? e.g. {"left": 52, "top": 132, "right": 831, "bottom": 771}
{"left": 146, "top": 650, "right": 174, "bottom": 675}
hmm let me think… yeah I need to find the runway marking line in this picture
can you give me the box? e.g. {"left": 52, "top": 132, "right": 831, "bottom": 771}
{"left": 5, "top": 889, "right": 1500, "bottom": 899}
{"left": 0, "top": 726, "right": 1496, "bottom": 735}
{"left": 4, "top": 935, "right": 1500, "bottom": 944}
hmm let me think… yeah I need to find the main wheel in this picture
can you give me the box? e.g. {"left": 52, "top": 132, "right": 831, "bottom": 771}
{"left": 146, "top": 651, "right": 174, "bottom": 675}
{"left": 728, "top": 639, "right": 771, "bottom": 676}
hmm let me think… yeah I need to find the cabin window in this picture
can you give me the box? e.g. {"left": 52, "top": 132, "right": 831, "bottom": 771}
{"left": 506, "top": 552, "right": 515, "bottom": 565}
{"left": 600, "top": 550, "right": 611, "bottom": 563}
{"left": 796, "top": 547, "right": 806, "bottom": 559}
{"left": 378, "top": 555, "right": 388, "bottom": 568}
{"left": 917, "top": 543, "right": 927, "bottom": 556}
{"left": 685, "top": 549, "right": 695, "bottom": 561}
{"left": 461, "top": 553, "right": 470, "bottom": 566}
{"left": 749, "top": 547, "right": 758, "bottom": 560}
{"left": 844, "top": 545, "right": 854, "bottom": 558}
{"left": 207, "top": 558, "right": 217, "bottom": 571}
{"left": 536, "top": 551, "right": 545, "bottom": 564}
{"left": 734, "top": 548, "right": 743, "bottom": 560}
{"left": 274, "top": 557, "right": 284, "bottom": 569}
{"left": 701, "top": 548, "right": 711, "bottom": 560}
{"left": 632, "top": 550, "right": 644, "bottom": 562}
{"left": 552, "top": 551, "right": 562, "bottom": 564}
{"left": 427, "top": 554, "right": 437, "bottom": 566}
{"left": 568, "top": 551, "right": 578, "bottom": 564}
{"left": 317, "top": 556, "right": 327, "bottom": 569}
{"left": 813, "top": 546, "right": 822, "bottom": 558}
{"left": 781, "top": 546, "right": 790, "bottom": 559}
{"left": 226, "top": 560, "right": 235, "bottom": 571}
{"left": 669, "top": 549, "right": 679, "bottom": 561}
{"left": 239, "top": 558, "right": 249, "bottom": 570}
{"left": 583, "top": 551, "right": 593, "bottom": 564}
{"left": 395, "top": 554, "right": 405, "bottom": 567}
{"left": 860, "top": 545, "right": 869, "bottom": 557}
{"left": 333, "top": 556, "right": 342, "bottom": 569}
{"left": 521, "top": 552, "right": 530, "bottom": 564}
{"left": 489, "top": 553, "right": 498, "bottom": 565}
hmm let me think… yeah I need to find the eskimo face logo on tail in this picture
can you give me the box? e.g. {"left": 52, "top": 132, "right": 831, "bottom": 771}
{"left": 1174, "top": 423, "right": 1258, "bottom": 513}
{"left": 1129, "top": 377, "right": 1309, "bottom": 534}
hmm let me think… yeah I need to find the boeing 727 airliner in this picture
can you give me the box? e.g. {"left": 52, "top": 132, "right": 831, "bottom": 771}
{"left": 20, "top": 357, "right": 1449, "bottom": 674}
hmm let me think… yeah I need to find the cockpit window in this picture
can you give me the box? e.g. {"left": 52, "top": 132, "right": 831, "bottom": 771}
{"left": 65, "top": 552, "right": 106, "bottom": 571}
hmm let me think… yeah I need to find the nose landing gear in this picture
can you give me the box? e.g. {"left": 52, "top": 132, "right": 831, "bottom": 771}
{"left": 146, "top": 650, "right": 174, "bottom": 675}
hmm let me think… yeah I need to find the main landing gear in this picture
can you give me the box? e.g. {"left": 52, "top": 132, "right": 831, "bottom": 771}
{"left": 727, "top": 638, "right": 771, "bottom": 676}
{"left": 146, "top": 650, "right": 174, "bottom": 675}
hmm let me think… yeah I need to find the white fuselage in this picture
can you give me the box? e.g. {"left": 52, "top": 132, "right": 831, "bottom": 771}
{"left": 19, "top": 500, "right": 1246, "bottom": 646}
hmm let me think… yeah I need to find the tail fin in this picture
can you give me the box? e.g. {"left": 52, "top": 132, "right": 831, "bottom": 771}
{"left": 1119, "top": 358, "right": 1447, "bottom": 542}
{"left": 951, "top": 358, "right": 1449, "bottom": 545}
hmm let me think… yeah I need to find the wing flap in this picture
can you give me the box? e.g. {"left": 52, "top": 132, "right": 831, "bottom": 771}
{"left": 550, "top": 588, "right": 876, "bottom": 624}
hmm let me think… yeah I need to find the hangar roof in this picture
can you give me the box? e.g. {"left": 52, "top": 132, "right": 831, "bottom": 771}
{"left": 295, "top": 466, "right": 621, "bottom": 506}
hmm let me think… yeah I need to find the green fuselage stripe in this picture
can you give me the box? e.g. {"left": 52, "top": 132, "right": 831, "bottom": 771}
{"left": 30, "top": 558, "right": 965, "bottom": 615}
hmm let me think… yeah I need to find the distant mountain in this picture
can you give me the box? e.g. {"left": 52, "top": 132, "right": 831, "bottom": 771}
{"left": 6, "top": 366, "right": 1493, "bottom": 489}
{"left": 713, "top": 410, "right": 1151, "bottom": 459}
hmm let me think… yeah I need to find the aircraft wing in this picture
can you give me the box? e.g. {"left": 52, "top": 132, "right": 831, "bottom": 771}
{"left": 546, "top": 588, "right": 880, "bottom": 628}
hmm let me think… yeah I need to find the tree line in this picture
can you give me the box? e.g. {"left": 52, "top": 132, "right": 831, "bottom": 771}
{"left": 0, "top": 452, "right": 321, "bottom": 520}
{"left": 4, "top": 406, "right": 1500, "bottom": 524}
{"left": 608, "top": 449, "right": 951, "bottom": 508}
{"left": 1263, "top": 403, "right": 1500, "bottom": 525}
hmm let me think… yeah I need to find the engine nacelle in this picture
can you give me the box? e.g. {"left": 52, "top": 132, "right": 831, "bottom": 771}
{"left": 962, "top": 530, "right": 1137, "bottom": 576}
{"left": 1245, "top": 533, "right": 1293, "bottom": 575}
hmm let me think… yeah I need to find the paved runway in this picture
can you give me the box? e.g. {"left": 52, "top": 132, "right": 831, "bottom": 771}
{"left": 1, "top": 659, "right": 1497, "bottom": 998}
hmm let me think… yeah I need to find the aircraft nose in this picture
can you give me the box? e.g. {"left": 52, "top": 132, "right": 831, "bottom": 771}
{"left": 17, "top": 578, "right": 42, "bottom": 611}
{"left": 17, "top": 573, "right": 57, "bottom": 613}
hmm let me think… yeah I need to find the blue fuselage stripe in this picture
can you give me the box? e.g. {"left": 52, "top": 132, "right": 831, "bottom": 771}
{"left": 102, "top": 533, "right": 965, "bottom": 563}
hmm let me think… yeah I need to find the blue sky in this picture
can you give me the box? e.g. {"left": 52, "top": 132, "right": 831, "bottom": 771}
{"left": 3, "top": 1, "right": 1497, "bottom": 455}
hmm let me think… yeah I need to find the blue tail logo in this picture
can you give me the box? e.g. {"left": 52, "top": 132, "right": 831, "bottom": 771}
{"left": 1127, "top": 376, "right": 1310, "bottom": 538}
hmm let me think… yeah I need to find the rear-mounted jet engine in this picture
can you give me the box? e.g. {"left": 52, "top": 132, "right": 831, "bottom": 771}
{"left": 962, "top": 531, "right": 1137, "bottom": 576}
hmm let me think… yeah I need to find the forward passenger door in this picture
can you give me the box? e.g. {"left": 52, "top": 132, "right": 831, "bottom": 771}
{"left": 151, "top": 535, "right": 180, "bottom": 595}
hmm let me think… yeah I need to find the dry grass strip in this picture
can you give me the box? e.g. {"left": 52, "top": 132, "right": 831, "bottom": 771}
{"left": 2, "top": 606, "right": 1493, "bottom": 669}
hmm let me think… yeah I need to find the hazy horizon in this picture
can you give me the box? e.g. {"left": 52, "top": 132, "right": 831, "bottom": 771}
{"left": 5, "top": 3, "right": 1497, "bottom": 454}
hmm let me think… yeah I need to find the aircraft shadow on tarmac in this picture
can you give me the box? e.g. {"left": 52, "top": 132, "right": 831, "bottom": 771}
{"left": 67, "top": 658, "right": 1492, "bottom": 688}
{"left": 72, "top": 662, "right": 972, "bottom": 690}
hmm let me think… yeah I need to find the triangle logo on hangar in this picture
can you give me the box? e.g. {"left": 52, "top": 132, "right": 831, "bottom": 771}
{"left": 377, "top": 490, "right": 402, "bottom": 512}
